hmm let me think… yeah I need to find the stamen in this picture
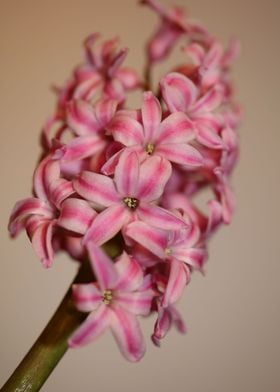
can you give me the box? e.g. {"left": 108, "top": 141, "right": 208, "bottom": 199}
{"left": 123, "top": 197, "right": 139, "bottom": 209}
{"left": 102, "top": 289, "right": 113, "bottom": 305}
{"left": 145, "top": 143, "right": 155, "bottom": 155}
{"left": 165, "top": 248, "right": 172, "bottom": 256}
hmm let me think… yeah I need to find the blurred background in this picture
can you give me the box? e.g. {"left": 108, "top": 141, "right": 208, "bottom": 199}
{"left": 0, "top": 0, "right": 279, "bottom": 391}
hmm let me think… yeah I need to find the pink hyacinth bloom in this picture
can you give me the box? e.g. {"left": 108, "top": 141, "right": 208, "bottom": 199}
{"left": 73, "top": 149, "right": 186, "bottom": 246}
{"left": 69, "top": 244, "right": 154, "bottom": 362}
{"left": 74, "top": 34, "right": 140, "bottom": 103}
{"left": 103, "top": 91, "right": 203, "bottom": 174}
{"left": 152, "top": 302, "right": 187, "bottom": 346}
{"left": 126, "top": 213, "right": 207, "bottom": 306}
{"left": 161, "top": 72, "right": 225, "bottom": 148}
{"left": 8, "top": 156, "right": 96, "bottom": 267}
{"left": 54, "top": 98, "right": 118, "bottom": 162}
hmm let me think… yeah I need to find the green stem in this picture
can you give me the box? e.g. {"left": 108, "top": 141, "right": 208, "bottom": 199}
{"left": 1, "top": 239, "right": 121, "bottom": 392}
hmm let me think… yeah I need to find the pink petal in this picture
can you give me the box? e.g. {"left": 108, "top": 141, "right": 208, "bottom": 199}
{"left": 137, "top": 156, "right": 171, "bottom": 201}
{"left": 58, "top": 198, "right": 97, "bottom": 234}
{"left": 191, "top": 87, "right": 222, "bottom": 115}
{"left": 109, "top": 115, "right": 144, "bottom": 146}
{"left": 142, "top": 92, "right": 162, "bottom": 141}
{"left": 110, "top": 306, "right": 146, "bottom": 362}
{"left": 33, "top": 157, "right": 60, "bottom": 201}
{"left": 161, "top": 72, "right": 198, "bottom": 112}
{"left": 94, "top": 98, "right": 118, "bottom": 128}
{"left": 147, "top": 23, "right": 182, "bottom": 62}
{"left": 162, "top": 259, "right": 189, "bottom": 306}
{"left": 206, "top": 200, "right": 223, "bottom": 235}
{"left": 114, "top": 291, "right": 153, "bottom": 316}
{"left": 115, "top": 150, "right": 139, "bottom": 197}
{"left": 73, "top": 171, "right": 119, "bottom": 207}
{"left": 69, "top": 304, "right": 109, "bottom": 347}
{"left": 125, "top": 221, "right": 167, "bottom": 259}
{"left": 54, "top": 135, "right": 107, "bottom": 161}
{"left": 195, "top": 123, "right": 223, "bottom": 149}
{"left": 156, "top": 143, "right": 203, "bottom": 167}
{"left": 87, "top": 243, "right": 119, "bottom": 290}
{"left": 72, "top": 283, "right": 102, "bottom": 312}
{"left": 138, "top": 203, "right": 186, "bottom": 230}
{"left": 115, "top": 68, "right": 140, "bottom": 89}
{"left": 8, "top": 198, "right": 53, "bottom": 237}
{"left": 172, "top": 248, "right": 207, "bottom": 270}
{"left": 48, "top": 178, "right": 74, "bottom": 208}
{"left": 185, "top": 42, "right": 205, "bottom": 65}
{"left": 84, "top": 204, "right": 130, "bottom": 245}
{"left": 66, "top": 100, "right": 100, "bottom": 136}
{"left": 108, "top": 47, "right": 128, "bottom": 77}
{"left": 31, "top": 221, "right": 55, "bottom": 268}
{"left": 114, "top": 252, "right": 143, "bottom": 291}
{"left": 73, "top": 75, "right": 103, "bottom": 101}
{"left": 156, "top": 112, "right": 194, "bottom": 144}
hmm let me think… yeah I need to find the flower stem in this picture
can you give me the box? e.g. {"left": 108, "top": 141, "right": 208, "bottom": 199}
{"left": 1, "top": 262, "right": 91, "bottom": 392}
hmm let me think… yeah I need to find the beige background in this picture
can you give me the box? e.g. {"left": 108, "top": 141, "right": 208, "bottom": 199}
{"left": 1, "top": 0, "right": 279, "bottom": 391}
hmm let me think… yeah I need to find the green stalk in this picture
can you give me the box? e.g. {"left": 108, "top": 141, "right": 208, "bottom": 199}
{"left": 1, "top": 241, "right": 121, "bottom": 392}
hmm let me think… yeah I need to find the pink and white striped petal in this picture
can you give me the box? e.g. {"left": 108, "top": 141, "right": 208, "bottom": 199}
{"left": 172, "top": 248, "right": 207, "bottom": 270}
{"left": 48, "top": 178, "right": 74, "bottom": 209}
{"left": 142, "top": 92, "right": 162, "bottom": 141}
{"left": 109, "top": 115, "right": 144, "bottom": 146}
{"left": 114, "top": 252, "right": 143, "bottom": 291}
{"left": 110, "top": 306, "right": 146, "bottom": 362}
{"left": 125, "top": 221, "right": 167, "bottom": 259}
{"left": 8, "top": 198, "right": 53, "bottom": 237}
{"left": 87, "top": 243, "right": 119, "bottom": 291}
{"left": 69, "top": 304, "right": 110, "bottom": 347}
{"left": 58, "top": 198, "right": 97, "bottom": 234}
{"left": 191, "top": 87, "right": 222, "bottom": 115}
{"left": 161, "top": 72, "right": 198, "bottom": 112}
{"left": 114, "top": 291, "right": 153, "bottom": 316}
{"left": 73, "top": 171, "right": 119, "bottom": 207}
{"left": 116, "top": 68, "right": 140, "bottom": 89}
{"left": 31, "top": 220, "right": 55, "bottom": 268}
{"left": 66, "top": 100, "right": 100, "bottom": 136}
{"left": 94, "top": 98, "right": 118, "bottom": 128}
{"left": 138, "top": 203, "right": 186, "bottom": 230}
{"left": 114, "top": 150, "right": 139, "bottom": 197}
{"left": 55, "top": 135, "right": 106, "bottom": 162}
{"left": 195, "top": 123, "right": 223, "bottom": 149}
{"left": 84, "top": 204, "right": 130, "bottom": 246}
{"left": 72, "top": 283, "right": 102, "bottom": 312}
{"left": 156, "top": 112, "right": 194, "bottom": 144}
{"left": 137, "top": 156, "right": 172, "bottom": 201}
{"left": 162, "top": 259, "right": 189, "bottom": 306}
{"left": 156, "top": 143, "right": 203, "bottom": 167}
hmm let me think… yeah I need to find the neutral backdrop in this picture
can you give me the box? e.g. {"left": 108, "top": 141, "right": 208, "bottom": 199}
{"left": 1, "top": 0, "right": 279, "bottom": 391}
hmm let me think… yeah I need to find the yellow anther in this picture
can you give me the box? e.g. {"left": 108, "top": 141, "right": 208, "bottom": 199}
{"left": 123, "top": 197, "right": 139, "bottom": 209}
{"left": 102, "top": 290, "right": 113, "bottom": 305}
{"left": 165, "top": 248, "right": 172, "bottom": 256}
{"left": 145, "top": 143, "right": 155, "bottom": 155}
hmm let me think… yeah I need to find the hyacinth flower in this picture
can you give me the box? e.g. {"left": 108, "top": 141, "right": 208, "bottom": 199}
{"left": 69, "top": 244, "right": 154, "bottom": 361}
{"left": 3, "top": 1, "right": 240, "bottom": 390}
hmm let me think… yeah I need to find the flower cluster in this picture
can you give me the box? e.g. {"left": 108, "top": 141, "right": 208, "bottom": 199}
{"left": 8, "top": 0, "right": 240, "bottom": 362}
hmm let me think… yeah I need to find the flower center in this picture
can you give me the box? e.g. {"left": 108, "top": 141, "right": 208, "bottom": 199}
{"left": 145, "top": 143, "right": 155, "bottom": 155}
{"left": 123, "top": 197, "right": 139, "bottom": 209}
{"left": 165, "top": 247, "right": 172, "bottom": 256}
{"left": 102, "top": 289, "right": 113, "bottom": 305}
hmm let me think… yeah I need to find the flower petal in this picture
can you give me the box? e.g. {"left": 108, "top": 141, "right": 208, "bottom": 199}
{"left": 137, "top": 156, "right": 171, "bottom": 201}
{"left": 195, "top": 123, "right": 223, "bottom": 149}
{"left": 87, "top": 243, "right": 119, "bottom": 290}
{"left": 84, "top": 204, "right": 130, "bottom": 245}
{"left": 72, "top": 283, "right": 102, "bottom": 312}
{"left": 55, "top": 135, "right": 107, "bottom": 161}
{"left": 161, "top": 72, "right": 198, "bottom": 112}
{"left": 31, "top": 221, "right": 55, "bottom": 268}
{"left": 48, "top": 178, "right": 75, "bottom": 208}
{"left": 156, "top": 143, "right": 203, "bottom": 167}
{"left": 156, "top": 112, "right": 194, "bottom": 144}
{"left": 94, "top": 98, "right": 118, "bottom": 128}
{"left": 69, "top": 304, "right": 109, "bottom": 347}
{"left": 191, "top": 87, "right": 222, "bottom": 115}
{"left": 58, "top": 198, "right": 97, "bottom": 234}
{"left": 162, "top": 259, "right": 189, "bottom": 306}
{"left": 125, "top": 221, "right": 167, "bottom": 259}
{"left": 109, "top": 115, "right": 144, "bottom": 146}
{"left": 66, "top": 100, "right": 100, "bottom": 136}
{"left": 114, "top": 252, "right": 144, "bottom": 291}
{"left": 73, "top": 171, "right": 119, "bottom": 207}
{"left": 110, "top": 306, "right": 146, "bottom": 362}
{"left": 115, "top": 150, "right": 139, "bottom": 197}
{"left": 138, "top": 203, "right": 186, "bottom": 230}
{"left": 115, "top": 291, "right": 153, "bottom": 316}
{"left": 142, "top": 92, "right": 162, "bottom": 141}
